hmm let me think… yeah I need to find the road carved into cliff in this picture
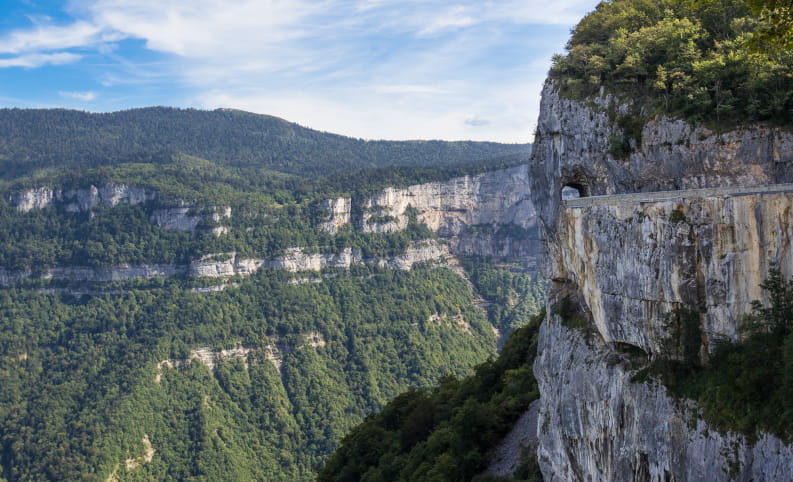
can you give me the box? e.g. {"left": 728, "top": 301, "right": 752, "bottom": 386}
{"left": 563, "top": 183, "right": 793, "bottom": 208}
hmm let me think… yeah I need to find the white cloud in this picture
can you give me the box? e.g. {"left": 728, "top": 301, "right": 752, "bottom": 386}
{"left": 59, "top": 90, "right": 97, "bottom": 101}
{"left": 86, "top": 0, "right": 322, "bottom": 59}
{"left": 0, "top": 52, "right": 82, "bottom": 68}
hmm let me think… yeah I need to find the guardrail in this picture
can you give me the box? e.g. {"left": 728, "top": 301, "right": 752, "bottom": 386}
{"left": 562, "top": 183, "right": 793, "bottom": 208}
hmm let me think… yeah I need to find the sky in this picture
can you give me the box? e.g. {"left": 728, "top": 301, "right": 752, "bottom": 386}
{"left": 0, "top": 0, "right": 597, "bottom": 143}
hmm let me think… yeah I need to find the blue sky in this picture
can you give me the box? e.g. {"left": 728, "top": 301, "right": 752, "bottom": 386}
{"left": 0, "top": 0, "right": 597, "bottom": 142}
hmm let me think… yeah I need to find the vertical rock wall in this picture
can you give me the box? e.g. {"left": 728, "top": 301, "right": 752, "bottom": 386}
{"left": 529, "top": 80, "right": 793, "bottom": 480}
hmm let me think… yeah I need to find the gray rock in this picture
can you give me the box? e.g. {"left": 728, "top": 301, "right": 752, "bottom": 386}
{"left": 317, "top": 165, "right": 538, "bottom": 258}
{"left": 529, "top": 80, "right": 793, "bottom": 480}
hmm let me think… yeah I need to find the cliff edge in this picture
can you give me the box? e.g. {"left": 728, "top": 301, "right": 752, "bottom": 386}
{"left": 529, "top": 80, "right": 793, "bottom": 480}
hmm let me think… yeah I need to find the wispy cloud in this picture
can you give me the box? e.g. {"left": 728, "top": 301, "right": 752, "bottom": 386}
{"left": 59, "top": 90, "right": 97, "bottom": 101}
{"left": 418, "top": 6, "right": 477, "bottom": 36}
{"left": 0, "top": 52, "right": 82, "bottom": 68}
{"left": 374, "top": 85, "right": 452, "bottom": 95}
{"left": 0, "top": 21, "right": 105, "bottom": 54}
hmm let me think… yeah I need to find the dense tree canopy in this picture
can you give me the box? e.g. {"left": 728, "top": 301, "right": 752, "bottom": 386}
{"left": 0, "top": 40, "right": 543, "bottom": 482}
{"left": 551, "top": 0, "right": 793, "bottom": 127}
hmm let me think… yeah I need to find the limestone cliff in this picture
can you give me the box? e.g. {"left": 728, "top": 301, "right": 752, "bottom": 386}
{"left": 318, "top": 165, "right": 537, "bottom": 260}
{"left": 0, "top": 241, "right": 451, "bottom": 287}
{"left": 12, "top": 184, "right": 155, "bottom": 212}
{"left": 530, "top": 81, "right": 793, "bottom": 480}
{"left": 11, "top": 183, "right": 231, "bottom": 234}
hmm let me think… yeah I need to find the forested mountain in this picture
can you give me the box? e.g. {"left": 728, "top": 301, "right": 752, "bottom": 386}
{"left": 0, "top": 107, "right": 528, "bottom": 180}
{"left": 0, "top": 109, "right": 541, "bottom": 480}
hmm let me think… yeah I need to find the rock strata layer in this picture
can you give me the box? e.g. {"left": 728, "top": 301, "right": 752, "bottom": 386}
{"left": 0, "top": 241, "right": 451, "bottom": 287}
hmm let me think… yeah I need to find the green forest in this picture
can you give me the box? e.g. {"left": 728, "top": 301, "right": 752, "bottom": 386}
{"left": 0, "top": 265, "right": 498, "bottom": 480}
{"left": 550, "top": 0, "right": 793, "bottom": 128}
{"left": 0, "top": 256, "right": 546, "bottom": 480}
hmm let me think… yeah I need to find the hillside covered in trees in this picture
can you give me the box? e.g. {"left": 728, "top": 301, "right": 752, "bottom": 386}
{"left": 0, "top": 107, "right": 528, "bottom": 181}
{"left": 318, "top": 312, "right": 544, "bottom": 482}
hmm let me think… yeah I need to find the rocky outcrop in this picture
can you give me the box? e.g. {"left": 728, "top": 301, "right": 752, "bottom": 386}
{"left": 362, "top": 166, "right": 534, "bottom": 234}
{"left": 150, "top": 206, "right": 231, "bottom": 233}
{"left": 12, "top": 187, "right": 56, "bottom": 211}
{"left": 12, "top": 184, "right": 156, "bottom": 212}
{"left": 535, "top": 309, "right": 793, "bottom": 482}
{"left": 556, "top": 192, "right": 793, "bottom": 350}
{"left": 0, "top": 240, "right": 451, "bottom": 287}
{"left": 11, "top": 183, "right": 232, "bottom": 235}
{"left": 266, "top": 247, "right": 363, "bottom": 272}
{"left": 267, "top": 241, "right": 450, "bottom": 272}
{"left": 529, "top": 80, "right": 793, "bottom": 480}
{"left": 318, "top": 165, "right": 537, "bottom": 259}
{"left": 189, "top": 253, "right": 263, "bottom": 277}
{"left": 317, "top": 197, "right": 351, "bottom": 234}
{"left": 372, "top": 241, "right": 450, "bottom": 270}
{"left": 0, "top": 264, "right": 184, "bottom": 286}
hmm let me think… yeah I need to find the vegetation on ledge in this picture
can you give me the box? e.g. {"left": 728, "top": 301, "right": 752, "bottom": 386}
{"left": 639, "top": 267, "right": 793, "bottom": 441}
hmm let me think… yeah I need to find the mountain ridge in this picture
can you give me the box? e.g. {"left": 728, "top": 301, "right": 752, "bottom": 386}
{"left": 0, "top": 106, "right": 529, "bottom": 180}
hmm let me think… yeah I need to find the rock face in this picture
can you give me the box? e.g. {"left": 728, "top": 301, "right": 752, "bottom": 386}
{"left": 189, "top": 254, "right": 264, "bottom": 278}
{"left": 531, "top": 81, "right": 793, "bottom": 269}
{"left": 0, "top": 264, "right": 186, "bottom": 287}
{"left": 530, "top": 80, "right": 793, "bottom": 480}
{"left": 535, "top": 309, "right": 793, "bottom": 482}
{"left": 557, "top": 193, "right": 793, "bottom": 350}
{"left": 318, "top": 165, "right": 537, "bottom": 259}
{"left": 266, "top": 247, "right": 363, "bottom": 272}
{"left": 266, "top": 241, "right": 450, "bottom": 272}
{"left": 12, "top": 184, "right": 156, "bottom": 212}
{"left": 317, "top": 197, "right": 352, "bottom": 234}
{"left": 0, "top": 241, "right": 451, "bottom": 287}
{"left": 150, "top": 206, "right": 231, "bottom": 233}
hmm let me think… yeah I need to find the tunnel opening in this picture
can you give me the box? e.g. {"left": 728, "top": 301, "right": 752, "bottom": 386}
{"left": 562, "top": 182, "right": 589, "bottom": 200}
